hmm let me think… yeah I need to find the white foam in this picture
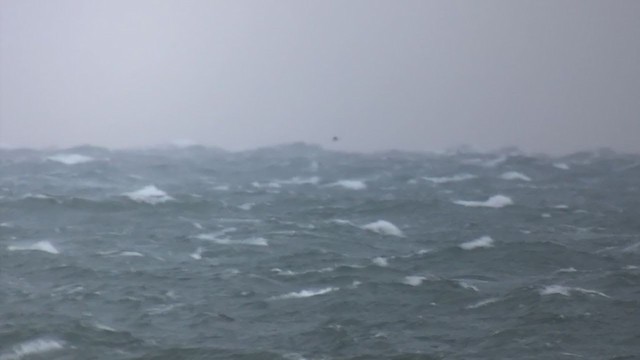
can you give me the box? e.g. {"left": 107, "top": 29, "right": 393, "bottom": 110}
{"left": 124, "top": 185, "right": 173, "bottom": 204}
{"left": 7, "top": 241, "right": 59, "bottom": 254}
{"left": 190, "top": 247, "right": 203, "bottom": 260}
{"left": 146, "top": 303, "right": 182, "bottom": 315}
{"left": 328, "top": 180, "right": 367, "bottom": 190}
{"left": 94, "top": 323, "right": 116, "bottom": 332}
{"left": 466, "top": 297, "right": 500, "bottom": 309}
{"left": 197, "top": 233, "right": 268, "bottom": 246}
{"left": 47, "top": 153, "right": 93, "bottom": 165}
{"left": 331, "top": 219, "right": 356, "bottom": 226}
{"left": 457, "top": 280, "right": 480, "bottom": 292}
{"left": 539, "top": 285, "right": 610, "bottom": 298}
{"left": 556, "top": 267, "right": 578, "bottom": 273}
{"left": 251, "top": 181, "right": 281, "bottom": 189}
{"left": 271, "top": 287, "right": 338, "bottom": 300}
{"left": 271, "top": 268, "right": 297, "bottom": 276}
{"left": 553, "top": 204, "right": 570, "bottom": 209}
{"left": 553, "top": 162, "right": 570, "bottom": 170}
{"left": 242, "top": 237, "right": 269, "bottom": 246}
{"left": 279, "top": 176, "right": 320, "bottom": 185}
{"left": 361, "top": 220, "right": 404, "bottom": 237}
{"left": 539, "top": 285, "right": 571, "bottom": 296}
{"left": 422, "top": 174, "right": 476, "bottom": 184}
{"left": 119, "top": 251, "right": 144, "bottom": 257}
{"left": 500, "top": 171, "right": 531, "bottom": 181}
{"left": 483, "top": 156, "right": 508, "bottom": 167}
{"left": 22, "top": 193, "right": 54, "bottom": 200}
{"left": 541, "top": 213, "right": 552, "bottom": 218}
{"left": 372, "top": 257, "right": 389, "bottom": 267}
{"left": 463, "top": 156, "right": 507, "bottom": 168}
{"left": 453, "top": 195, "right": 513, "bottom": 208}
{"left": 0, "top": 339, "right": 64, "bottom": 360}
{"left": 213, "top": 185, "right": 230, "bottom": 191}
{"left": 403, "top": 276, "right": 426, "bottom": 286}
{"left": 271, "top": 266, "right": 336, "bottom": 276}
{"left": 238, "top": 203, "right": 255, "bottom": 211}
{"left": 459, "top": 236, "right": 494, "bottom": 250}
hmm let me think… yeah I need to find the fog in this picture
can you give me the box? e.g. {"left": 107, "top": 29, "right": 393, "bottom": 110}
{"left": 1, "top": 0, "right": 639, "bottom": 154}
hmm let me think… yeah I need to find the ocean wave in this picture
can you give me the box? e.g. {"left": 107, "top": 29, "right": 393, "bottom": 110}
{"left": 361, "top": 220, "right": 404, "bottom": 237}
{"left": 459, "top": 236, "right": 494, "bottom": 250}
{"left": 327, "top": 180, "right": 367, "bottom": 190}
{"left": 270, "top": 287, "right": 339, "bottom": 300}
{"left": 539, "top": 285, "right": 610, "bottom": 298}
{"left": 0, "top": 338, "right": 64, "bottom": 360}
{"left": 453, "top": 195, "right": 513, "bottom": 208}
{"left": 499, "top": 171, "right": 531, "bottom": 181}
{"left": 422, "top": 174, "right": 477, "bottom": 184}
{"left": 47, "top": 153, "right": 93, "bottom": 165}
{"left": 7, "top": 240, "right": 60, "bottom": 254}
{"left": 124, "top": 185, "right": 173, "bottom": 204}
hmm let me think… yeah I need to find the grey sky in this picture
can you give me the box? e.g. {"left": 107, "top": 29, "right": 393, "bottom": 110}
{"left": 1, "top": 0, "right": 639, "bottom": 154}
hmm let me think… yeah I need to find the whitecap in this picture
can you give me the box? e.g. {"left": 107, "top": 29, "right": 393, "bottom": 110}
{"left": 251, "top": 181, "right": 281, "bottom": 189}
{"left": 453, "top": 195, "right": 513, "bottom": 208}
{"left": 238, "top": 203, "right": 255, "bottom": 211}
{"left": 372, "top": 257, "right": 389, "bottom": 267}
{"left": 270, "top": 287, "right": 338, "bottom": 300}
{"left": 539, "top": 285, "right": 572, "bottom": 296}
{"left": 119, "top": 251, "right": 144, "bottom": 257}
{"left": 553, "top": 162, "right": 570, "bottom": 170}
{"left": 422, "top": 174, "right": 476, "bottom": 184}
{"left": 146, "top": 303, "right": 182, "bottom": 315}
{"left": 328, "top": 180, "right": 367, "bottom": 190}
{"left": 457, "top": 280, "right": 480, "bottom": 292}
{"left": 197, "top": 233, "right": 268, "bottom": 246}
{"left": 271, "top": 266, "right": 336, "bottom": 276}
{"left": 94, "top": 323, "right": 117, "bottom": 332}
{"left": 271, "top": 268, "right": 297, "bottom": 276}
{"left": 213, "top": 185, "right": 230, "bottom": 191}
{"left": 459, "top": 236, "right": 494, "bottom": 250}
{"left": 466, "top": 297, "right": 500, "bottom": 309}
{"left": 22, "top": 193, "right": 54, "bottom": 200}
{"left": 403, "top": 276, "right": 426, "bottom": 286}
{"left": 278, "top": 176, "right": 320, "bottom": 185}
{"left": 361, "top": 220, "right": 404, "bottom": 237}
{"left": 47, "top": 153, "right": 93, "bottom": 165}
{"left": 241, "top": 237, "right": 269, "bottom": 246}
{"left": 0, "top": 338, "right": 64, "bottom": 360}
{"left": 553, "top": 204, "right": 570, "bottom": 209}
{"left": 124, "top": 185, "right": 173, "bottom": 205}
{"left": 539, "top": 285, "right": 610, "bottom": 298}
{"left": 190, "top": 247, "right": 203, "bottom": 260}
{"left": 7, "top": 241, "right": 59, "bottom": 254}
{"left": 500, "top": 171, "right": 531, "bottom": 181}
{"left": 331, "top": 219, "right": 356, "bottom": 226}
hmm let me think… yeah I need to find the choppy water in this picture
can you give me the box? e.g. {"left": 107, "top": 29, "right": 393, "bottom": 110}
{"left": 1, "top": 144, "right": 639, "bottom": 359}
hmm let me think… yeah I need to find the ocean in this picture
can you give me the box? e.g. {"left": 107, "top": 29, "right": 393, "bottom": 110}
{"left": 1, "top": 143, "right": 639, "bottom": 359}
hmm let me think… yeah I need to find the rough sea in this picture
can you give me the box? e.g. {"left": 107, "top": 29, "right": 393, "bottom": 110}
{"left": 1, "top": 143, "right": 639, "bottom": 360}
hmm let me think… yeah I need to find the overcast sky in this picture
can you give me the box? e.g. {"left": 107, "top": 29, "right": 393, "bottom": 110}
{"left": 1, "top": 1, "right": 639, "bottom": 153}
